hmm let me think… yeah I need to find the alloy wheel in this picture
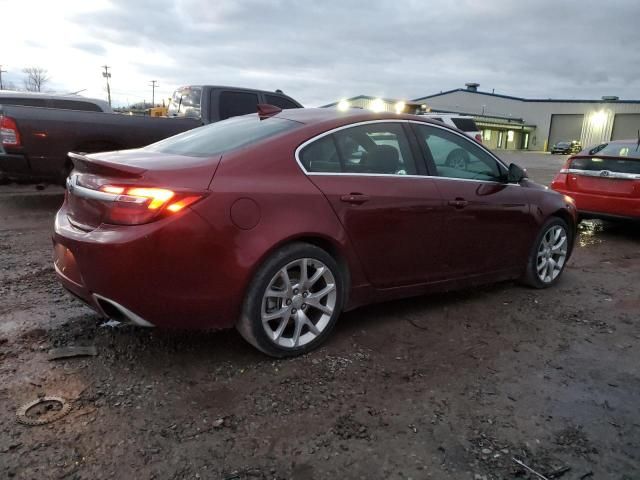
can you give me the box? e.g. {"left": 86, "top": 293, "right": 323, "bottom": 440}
{"left": 261, "top": 258, "right": 337, "bottom": 348}
{"left": 536, "top": 225, "right": 568, "bottom": 283}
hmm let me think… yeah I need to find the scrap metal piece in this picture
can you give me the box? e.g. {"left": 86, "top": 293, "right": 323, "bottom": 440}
{"left": 16, "top": 396, "right": 72, "bottom": 426}
{"left": 48, "top": 345, "right": 97, "bottom": 360}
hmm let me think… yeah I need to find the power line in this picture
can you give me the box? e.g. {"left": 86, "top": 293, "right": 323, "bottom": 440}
{"left": 102, "top": 65, "right": 112, "bottom": 107}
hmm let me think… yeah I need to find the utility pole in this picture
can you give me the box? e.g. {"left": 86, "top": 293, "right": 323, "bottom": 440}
{"left": 0, "top": 65, "right": 6, "bottom": 90}
{"left": 149, "top": 80, "right": 158, "bottom": 107}
{"left": 102, "top": 65, "right": 112, "bottom": 107}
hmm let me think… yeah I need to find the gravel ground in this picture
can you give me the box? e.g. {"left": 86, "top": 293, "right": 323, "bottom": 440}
{"left": 1, "top": 153, "right": 639, "bottom": 479}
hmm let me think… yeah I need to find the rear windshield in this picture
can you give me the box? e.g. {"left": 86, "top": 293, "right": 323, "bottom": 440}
{"left": 451, "top": 117, "right": 478, "bottom": 132}
{"left": 571, "top": 156, "right": 640, "bottom": 174}
{"left": 167, "top": 87, "right": 202, "bottom": 119}
{"left": 145, "top": 115, "right": 298, "bottom": 157}
{"left": 588, "top": 142, "right": 640, "bottom": 159}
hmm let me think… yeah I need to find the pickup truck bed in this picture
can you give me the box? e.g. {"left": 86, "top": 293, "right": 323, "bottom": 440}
{"left": 0, "top": 85, "right": 302, "bottom": 183}
{"left": 0, "top": 105, "right": 198, "bottom": 182}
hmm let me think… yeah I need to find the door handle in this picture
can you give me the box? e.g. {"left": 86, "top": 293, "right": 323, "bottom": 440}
{"left": 340, "top": 193, "right": 370, "bottom": 205}
{"left": 448, "top": 198, "right": 469, "bottom": 209}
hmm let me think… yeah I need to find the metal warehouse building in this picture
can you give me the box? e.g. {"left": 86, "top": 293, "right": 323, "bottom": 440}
{"left": 414, "top": 83, "right": 640, "bottom": 151}
{"left": 325, "top": 84, "right": 640, "bottom": 151}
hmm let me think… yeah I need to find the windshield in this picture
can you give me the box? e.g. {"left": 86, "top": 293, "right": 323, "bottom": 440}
{"left": 145, "top": 115, "right": 298, "bottom": 157}
{"left": 167, "top": 87, "right": 202, "bottom": 119}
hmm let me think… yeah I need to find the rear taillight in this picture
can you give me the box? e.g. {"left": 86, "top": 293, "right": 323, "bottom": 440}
{"left": 475, "top": 133, "right": 483, "bottom": 143}
{"left": 0, "top": 115, "right": 21, "bottom": 147}
{"left": 550, "top": 157, "right": 573, "bottom": 189}
{"left": 97, "top": 184, "right": 203, "bottom": 225}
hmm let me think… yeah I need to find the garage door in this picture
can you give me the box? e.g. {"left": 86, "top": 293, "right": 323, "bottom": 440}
{"left": 611, "top": 114, "right": 640, "bottom": 140}
{"left": 548, "top": 114, "right": 584, "bottom": 150}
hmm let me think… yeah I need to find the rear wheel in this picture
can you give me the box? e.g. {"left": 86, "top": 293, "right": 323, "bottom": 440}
{"left": 523, "top": 217, "right": 570, "bottom": 288}
{"left": 236, "top": 243, "right": 345, "bottom": 357}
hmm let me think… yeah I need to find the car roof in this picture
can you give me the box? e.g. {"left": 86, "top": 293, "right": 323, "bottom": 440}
{"left": 419, "top": 113, "right": 474, "bottom": 118}
{"left": 276, "top": 107, "right": 443, "bottom": 129}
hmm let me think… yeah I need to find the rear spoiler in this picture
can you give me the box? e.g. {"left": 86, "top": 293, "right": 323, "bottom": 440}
{"left": 68, "top": 152, "right": 147, "bottom": 177}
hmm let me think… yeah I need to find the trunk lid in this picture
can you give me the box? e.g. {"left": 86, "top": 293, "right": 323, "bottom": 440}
{"left": 566, "top": 155, "right": 640, "bottom": 198}
{"left": 66, "top": 148, "right": 220, "bottom": 230}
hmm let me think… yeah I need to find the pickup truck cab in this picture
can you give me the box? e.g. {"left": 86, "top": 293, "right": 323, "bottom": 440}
{"left": 0, "top": 86, "right": 302, "bottom": 183}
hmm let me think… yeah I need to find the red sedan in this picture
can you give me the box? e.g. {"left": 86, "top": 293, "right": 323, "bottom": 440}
{"left": 551, "top": 140, "right": 640, "bottom": 221}
{"left": 53, "top": 107, "right": 577, "bottom": 357}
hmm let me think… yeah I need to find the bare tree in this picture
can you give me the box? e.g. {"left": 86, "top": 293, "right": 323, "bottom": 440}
{"left": 22, "top": 67, "right": 50, "bottom": 92}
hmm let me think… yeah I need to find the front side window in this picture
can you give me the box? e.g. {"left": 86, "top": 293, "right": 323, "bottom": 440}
{"left": 413, "top": 124, "right": 504, "bottom": 181}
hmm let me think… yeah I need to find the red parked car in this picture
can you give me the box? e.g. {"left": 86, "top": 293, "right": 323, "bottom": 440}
{"left": 551, "top": 140, "right": 640, "bottom": 221}
{"left": 53, "top": 107, "right": 577, "bottom": 357}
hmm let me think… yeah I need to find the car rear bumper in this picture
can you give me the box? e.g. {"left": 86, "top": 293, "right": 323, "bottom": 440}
{"left": 554, "top": 188, "right": 640, "bottom": 220}
{"left": 0, "top": 153, "right": 30, "bottom": 178}
{"left": 52, "top": 202, "right": 244, "bottom": 329}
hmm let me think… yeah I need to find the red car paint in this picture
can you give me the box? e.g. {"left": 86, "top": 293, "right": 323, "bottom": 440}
{"left": 551, "top": 140, "right": 640, "bottom": 220}
{"left": 53, "top": 108, "right": 577, "bottom": 330}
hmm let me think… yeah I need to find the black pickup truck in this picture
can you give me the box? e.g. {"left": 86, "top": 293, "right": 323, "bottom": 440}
{"left": 0, "top": 86, "right": 302, "bottom": 183}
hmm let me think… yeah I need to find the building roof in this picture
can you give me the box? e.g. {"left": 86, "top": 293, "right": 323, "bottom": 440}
{"left": 413, "top": 88, "right": 640, "bottom": 104}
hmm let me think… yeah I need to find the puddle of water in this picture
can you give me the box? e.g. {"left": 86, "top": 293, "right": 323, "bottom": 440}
{"left": 578, "top": 220, "right": 605, "bottom": 247}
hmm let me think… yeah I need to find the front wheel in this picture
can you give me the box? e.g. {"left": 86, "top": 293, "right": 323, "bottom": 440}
{"left": 236, "top": 243, "right": 345, "bottom": 357}
{"left": 522, "top": 217, "right": 571, "bottom": 288}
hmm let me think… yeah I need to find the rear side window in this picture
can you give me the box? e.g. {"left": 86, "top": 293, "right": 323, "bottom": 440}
{"left": 219, "top": 91, "right": 260, "bottom": 120}
{"left": 48, "top": 100, "right": 102, "bottom": 111}
{"left": 0, "top": 97, "right": 48, "bottom": 108}
{"left": 571, "top": 157, "right": 640, "bottom": 174}
{"left": 145, "top": 115, "right": 297, "bottom": 157}
{"left": 300, "top": 136, "right": 340, "bottom": 172}
{"left": 300, "top": 123, "right": 417, "bottom": 175}
{"left": 265, "top": 94, "right": 300, "bottom": 110}
{"left": 451, "top": 117, "right": 479, "bottom": 132}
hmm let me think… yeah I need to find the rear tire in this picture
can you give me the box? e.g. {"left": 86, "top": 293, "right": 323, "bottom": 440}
{"left": 236, "top": 243, "right": 345, "bottom": 357}
{"left": 522, "top": 217, "right": 571, "bottom": 288}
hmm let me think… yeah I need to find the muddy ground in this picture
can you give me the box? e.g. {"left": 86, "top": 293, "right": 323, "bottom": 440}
{"left": 1, "top": 153, "right": 639, "bottom": 479}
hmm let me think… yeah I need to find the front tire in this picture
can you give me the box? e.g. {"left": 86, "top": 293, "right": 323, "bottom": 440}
{"left": 522, "top": 217, "right": 571, "bottom": 288}
{"left": 236, "top": 243, "right": 345, "bottom": 357}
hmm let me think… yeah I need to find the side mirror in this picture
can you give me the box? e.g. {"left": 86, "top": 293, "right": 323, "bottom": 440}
{"left": 507, "top": 163, "right": 527, "bottom": 183}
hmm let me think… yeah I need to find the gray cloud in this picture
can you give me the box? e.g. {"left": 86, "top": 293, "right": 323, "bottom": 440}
{"left": 73, "top": 0, "right": 640, "bottom": 105}
{"left": 73, "top": 41, "right": 107, "bottom": 56}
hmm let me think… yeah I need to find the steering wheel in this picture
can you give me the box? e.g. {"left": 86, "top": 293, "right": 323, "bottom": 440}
{"left": 445, "top": 148, "right": 470, "bottom": 170}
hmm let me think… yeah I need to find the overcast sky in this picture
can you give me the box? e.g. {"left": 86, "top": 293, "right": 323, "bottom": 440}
{"left": 2, "top": 0, "right": 638, "bottom": 107}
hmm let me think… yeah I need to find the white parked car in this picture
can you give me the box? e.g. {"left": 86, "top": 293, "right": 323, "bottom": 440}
{"left": 418, "top": 113, "right": 483, "bottom": 143}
